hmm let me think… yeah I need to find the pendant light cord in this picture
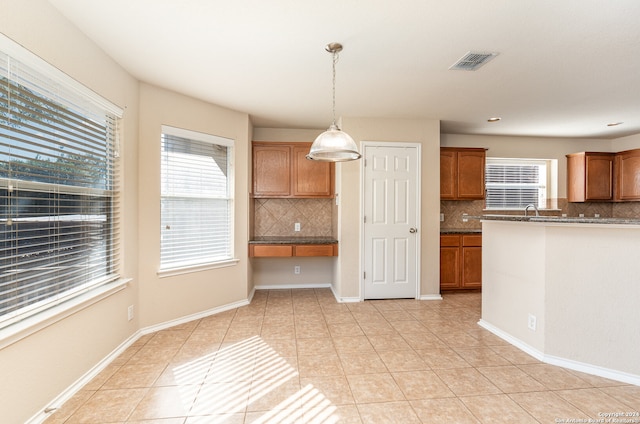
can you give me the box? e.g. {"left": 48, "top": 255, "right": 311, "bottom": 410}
{"left": 331, "top": 50, "right": 338, "bottom": 127}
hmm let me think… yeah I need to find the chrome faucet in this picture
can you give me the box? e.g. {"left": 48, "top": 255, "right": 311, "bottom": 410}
{"left": 524, "top": 204, "right": 539, "bottom": 216}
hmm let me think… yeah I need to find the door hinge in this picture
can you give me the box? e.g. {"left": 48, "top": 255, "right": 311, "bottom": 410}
{"left": 363, "top": 271, "right": 366, "bottom": 279}
{"left": 364, "top": 216, "right": 366, "bottom": 223}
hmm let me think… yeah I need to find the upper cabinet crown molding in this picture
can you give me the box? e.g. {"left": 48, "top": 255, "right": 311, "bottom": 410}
{"left": 440, "top": 147, "right": 487, "bottom": 200}
{"left": 252, "top": 141, "right": 335, "bottom": 198}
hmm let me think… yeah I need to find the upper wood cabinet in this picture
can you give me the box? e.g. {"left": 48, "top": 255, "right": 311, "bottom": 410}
{"left": 252, "top": 142, "right": 335, "bottom": 198}
{"left": 567, "top": 152, "right": 615, "bottom": 202}
{"left": 615, "top": 149, "right": 640, "bottom": 201}
{"left": 292, "top": 145, "right": 333, "bottom": 197}
{"left": 440, "top": 147, "right": 487, "bottom": 200}
{"left": 253, "top": 143, "right": 292, "bottom": 197}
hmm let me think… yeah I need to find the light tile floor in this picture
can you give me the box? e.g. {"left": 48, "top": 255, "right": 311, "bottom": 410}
{"left": 45, "top": 289, "right": 640, "bottom": 423}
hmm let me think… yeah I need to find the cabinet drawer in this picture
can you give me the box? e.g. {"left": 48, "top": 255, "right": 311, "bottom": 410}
{"left": 440, "top": 235, "right": 461, "bottom": 247}
{"left": 250, "top": 245, "right": 293, "bottom": 257}
{"left": 462, "top": 235, "right": 482, "bottom": 247}
{"left": 294, "top": 244, "right": 336, "bottom": 257}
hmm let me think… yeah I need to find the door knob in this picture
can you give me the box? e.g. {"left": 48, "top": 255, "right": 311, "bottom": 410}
{"left": 409, "top": 227, "right": 418, "bottom": 233}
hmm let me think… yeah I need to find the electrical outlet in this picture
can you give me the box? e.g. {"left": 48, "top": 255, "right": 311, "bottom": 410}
{"left": 294, "top": 265, "right": 300, "bottom": 274}
{"left": 127, "top": 305, "right": 134, "bottom": 321}
{"left": 294, "top": 222, "right": 301, "bottom": 232}
{"left": 528, "top": 314, "right": 537, "bottom": 331}
{"left": 594, "top": 213, "right": 600, "bottom": 218}
{"left": 579, "top": 213, "right": 584, "bottom": 218}
{"left": 440, "top": 213, "right": 444, "bottom": 222}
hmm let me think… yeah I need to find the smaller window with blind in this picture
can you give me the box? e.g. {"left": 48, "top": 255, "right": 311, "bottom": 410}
{"left": 160, "top": 126, "right": 234, "bottom": 271}
{"left": 485, "top": 158, "right": 556, "bottom": 210}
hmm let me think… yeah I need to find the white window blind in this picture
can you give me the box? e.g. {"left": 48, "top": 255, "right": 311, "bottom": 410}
{"left": 485, "top": 158, "right": 547, "bottom": 209}
{"left": 160, "top": 126, "right": 233, "bottom": 271}
{"left": 0, "top": 38, "right": 122, "bottom": 328}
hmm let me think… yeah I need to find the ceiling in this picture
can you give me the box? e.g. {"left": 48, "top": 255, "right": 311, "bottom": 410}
{"left": 48, "top": 0, "right": 640, "bottom": 139}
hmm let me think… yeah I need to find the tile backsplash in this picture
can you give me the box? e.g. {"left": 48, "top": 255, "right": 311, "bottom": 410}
{"left": 254, "top": 198, "right": 333, "bottom": 237}
{"left": 441, "top": 199, "right": 640, "bottom": 230}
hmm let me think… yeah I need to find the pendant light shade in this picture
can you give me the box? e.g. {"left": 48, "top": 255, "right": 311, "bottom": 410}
{"left": 307, "top": 123, "right": 361, "bottom": 162}
{"left": 307, "top": 43, "right": 361, "bottom": 162}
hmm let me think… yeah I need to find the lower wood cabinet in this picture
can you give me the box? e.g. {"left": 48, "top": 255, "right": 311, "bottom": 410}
{"left": 440, "top": 233, "right": 482, "bottom": 290}
{"left": 249, "top": 243, "right": 338, "bottom": 257}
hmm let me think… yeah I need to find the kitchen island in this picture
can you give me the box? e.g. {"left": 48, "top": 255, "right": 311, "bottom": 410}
{"left": 473, "top": 215, "right": 640, "bottom": 385}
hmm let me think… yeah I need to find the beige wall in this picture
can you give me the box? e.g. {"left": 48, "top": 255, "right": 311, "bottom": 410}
{"left": 339, "top": 118, "right": 442, "bottom": 299}
{"left": 613, "top": 133, "right": 640, "bottom": 152}
{"left": 0, "top": 1, "right": 140, "bottom": 423}
{"left": 137, "top": 83, "right": 251, "bottom": 327}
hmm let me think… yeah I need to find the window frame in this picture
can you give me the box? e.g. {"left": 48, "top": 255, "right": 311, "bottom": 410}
{"left": 484, "top": 157, "right": 558, "bottom": 211}
{"left": 0, "top": 33, "right": 124, "bottom": 335}
{"left": 158, "top": 125, "right": 236, "bottom": 276}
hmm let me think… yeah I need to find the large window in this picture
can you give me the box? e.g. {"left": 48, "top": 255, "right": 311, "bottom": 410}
{"left": 0, "top": 37, "right": 122, "bottom": 328}
{"left": 485, "top": 158, "right": 556, "bottom": 210}
{"left": 160, "top": 126, "right": 234, "bottom": 271}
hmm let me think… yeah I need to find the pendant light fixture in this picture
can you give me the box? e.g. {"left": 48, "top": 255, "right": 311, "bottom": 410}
{"left": 307, "top": 42, "right": 361, "bottom": 162}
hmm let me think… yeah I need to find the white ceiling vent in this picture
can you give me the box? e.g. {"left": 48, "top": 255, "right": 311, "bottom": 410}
{"left": 449, "top": 51, "right": 499, "bottom": 71}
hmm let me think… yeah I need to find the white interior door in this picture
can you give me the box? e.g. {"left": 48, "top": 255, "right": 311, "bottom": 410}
{"left": 363, "top": 144, "right": 420, "bottom": 299}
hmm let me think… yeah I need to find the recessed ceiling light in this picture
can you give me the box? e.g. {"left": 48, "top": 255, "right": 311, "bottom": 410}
{"left": 487, "top": 117, "right": 501, "bottom": 122}
{"left": 607, "top": 122, "right": 623, "bottom": 127}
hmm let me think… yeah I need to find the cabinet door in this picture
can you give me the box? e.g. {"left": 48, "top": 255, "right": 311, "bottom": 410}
{"left": 294, "top": 244, "right": 336, "bottom": 257}
{"left": 617, "top": 150, "right": 640, "bottom": 201}
{"left": 250, "top": 245, "right": 293, "bottom": 257}
{"left": 440, "top": 246, "right": 460, "bottom": 289}
{"left": 440, "top": 235, "right": 461, "bottom": 290}
{"left": 457, "top": 150, "right": 486, "bottom": 199}
{"left": 585, "top": 154, "right": 613, "bottom": 201}
{"left": 440, "top": 150, "right": 457, "bottom": 200}
{"left": 292, "top": 145, "right": 334, "bottom": 197}
{"left": 461, "top": 246, "right": 482, "bottom": 289}
{"left": 567, "top": 153, "right": 586, "bottom": 202}
{"left": 253, "top": 145, "right": 291, "bottom": 197}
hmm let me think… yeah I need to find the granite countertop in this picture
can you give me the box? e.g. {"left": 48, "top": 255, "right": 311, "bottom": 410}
{"left": 440, "top": 228, "right": 482, "bottom": 234}
{"left": 249, "top": 236, "right": 338, "bottom": 244}
{"left": 467, "top": 214, "right": 640, "bottom": 225}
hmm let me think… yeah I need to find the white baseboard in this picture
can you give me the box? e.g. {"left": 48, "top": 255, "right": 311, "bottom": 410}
{"left": 139, "top": 298, "right": 250, "bottom": 336}
{"left": 543, "top": 353, "right": 640, "bottom": 386}
{"left": 478, "top": 319, "right": 544, "bottom": 361}
{"left": 478, "top": 319, "right": 640, "bottom": 386}
{"left": 30, "top": 297, "right": 251, "bottom": 424}
{"left": 329, "top": 284, "right": 361, "bottom": 303}
{"left": 254, "top": 283, "right": 332, "bottom": 290}
{"left": 419, "top": 294, "right": 443, "bottom": 301}
{"left": 29, "top": 330, "right": 142, "bottom": 424}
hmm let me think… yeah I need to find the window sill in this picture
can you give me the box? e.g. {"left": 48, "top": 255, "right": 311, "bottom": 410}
{"left": 0, "top": 278, "right": 131, "bottom": 350}
{"left": 157, "top": 258, "right": 240, "bottom": 278}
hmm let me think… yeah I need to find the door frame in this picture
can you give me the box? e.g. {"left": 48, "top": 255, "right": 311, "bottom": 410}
{"left": 360, "top": 141, "right": 422, "bottom": 300}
